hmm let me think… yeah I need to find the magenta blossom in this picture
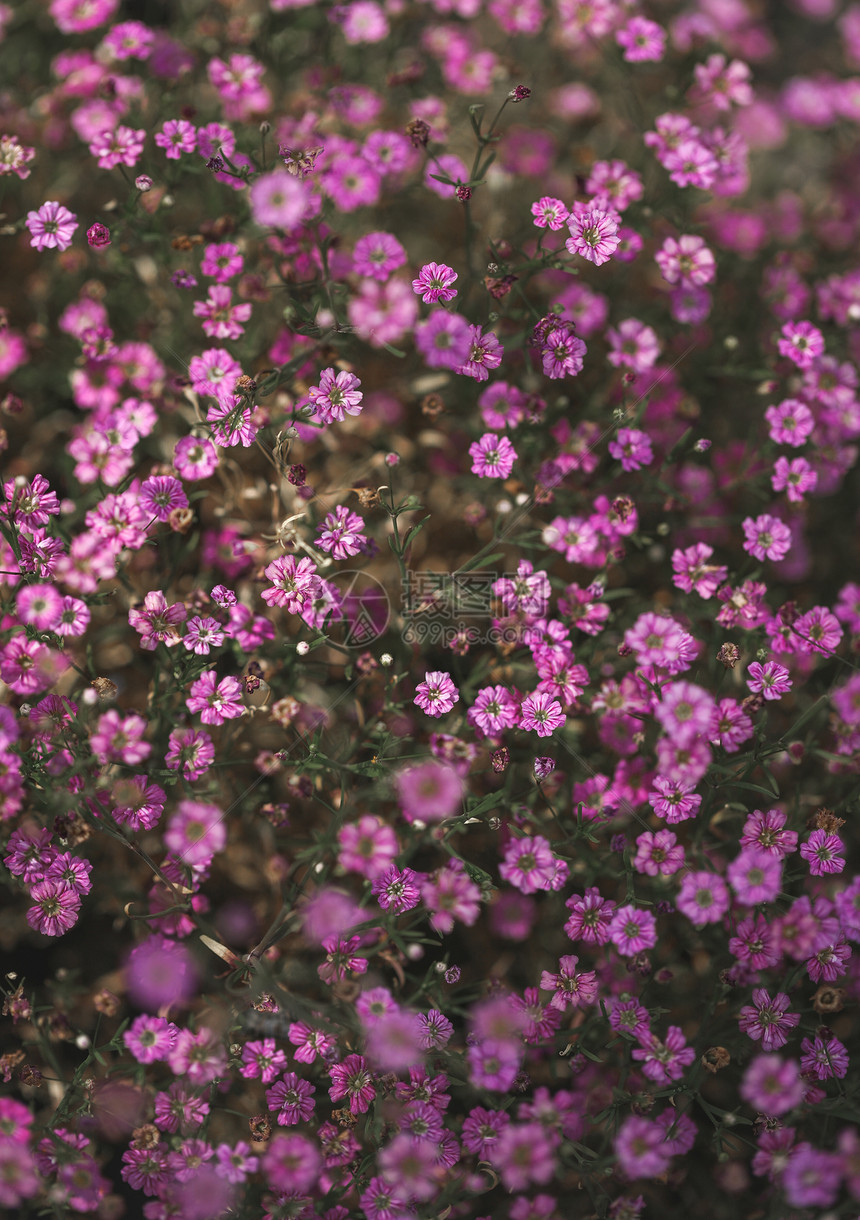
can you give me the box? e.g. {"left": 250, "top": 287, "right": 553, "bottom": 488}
{"left": 26, "top": 201, "right": 78, "bottom": 251}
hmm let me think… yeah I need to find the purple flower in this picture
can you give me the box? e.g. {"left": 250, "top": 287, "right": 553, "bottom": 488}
{"left": 746, "top": 661, "right": 793, "bottom": 700}
{"left": 26, "top": 201, "right": 78, "bottom": 252}
{"left": 565, "top": 207, "right": 620, "bottom": 266}
{"left": 738, "top": 989, "right": 800, "bottom": 1051}
{"left": 740, "top": 1054, "right": 804, "bottom": 1116}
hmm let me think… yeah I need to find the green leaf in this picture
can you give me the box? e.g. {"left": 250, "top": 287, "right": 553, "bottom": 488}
{"left": 403, "top": 514, "right": 431, "bottom": 551}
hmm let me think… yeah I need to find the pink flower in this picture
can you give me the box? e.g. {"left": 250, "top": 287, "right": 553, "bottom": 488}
{"left": 728, "top": 848, "right": 783, "bottom": 905}
{"left": 530, "top": 196, "right": 569, "bottom": 230}
{"left": 565, "top": 207, "right": 620, "bottom": 266}
{"left": 740, "top": 1054, "right": 804, "bottom": 1116}
{"left": 655, "top": 234, "right": 715, "bottom": 286}
{"left": 338, "top": 814, "right": 399, "bottom": 879}
{"left": 193, "top": 286, "right": 252, "bottom": 340}
{"left": 89, "top": 126, "right": 147, "bottom": 170}
{"left": 328, "top": 1054, "right": 375, "bottom": 1114}
{"left": 25, "top": 201, "right": 78, "bottom": 252}
{"left": 154, "top": 119, "right": 197, "bottom": 159}
{"left": 608, "top": 904, "right": 657, "bottom": 955}
{"left": 606, "top": 317, "right": 660, "bottom": 372}
{"left": 800, "top": 829, "right": 845, "bottom": 875}
{"left": 654, "top": 680, "right": 717, "bottom": 746}
{"left": 500, "top": 835, "right": 565, "bottom": 894}
{"left": 676, "top": 870, "right": 730, "bottom": 926}
{"left": 539, "top": 954, "right": 598, "bottom": 1010}
{"left": 765, "top": 398, "right": 814, "bottom": 445}
{"left": 186, "top": 671, "right": 244, "bottom": 724}
{"left": 262, "top": 1134, "right": 321, "bottom": 1195}
{"left": 164, "top": 800, "right": 226, "bottom": 867}
{"left": 395, "top": 760, "right": 463, "bottom": 823}
{"left": 632, "top": 1026, "right": 696, "bottom": 1082}
{"left": 266, "top": 1073, "right": 315, "bottom": 1125}
{"left": 469, "top": 432, "right": 517, "bottom": 478}
{"left": 777, "top": 320, "right": 824, "bottom": 369}
{"left": 26, "top": 880, "right": 81, "bottom": 936}
{"left": 520, "top": 691, "right": 565, "bottom": 737}
{"left": 608, "top": 427, "right": 653, "bottom": 471}
{"left": 457, "top": 325, "right": 503, "bottom": 381}
{"left": 739, "top": 989, "right": 799, "bottom": 1051}
{"left": 616, "top": 15, "right": 666, "bottom": 61}
{"left": 261, "top": 554, "right": 321, "bottom": 612}
{"left": 633, "top": 830, "right": 685, "bottom": 876}
{"left": 772, "top": 455, "right": 817, "bottom": 501}
{"left": 742, "top": 513, "right": 792, "bottom": 562}
{"left": 249, "top": 169, "right": 310, "bottom": 230}
{"left": 316, "top": 505, "right": 366, "bottom": 558}
{"left": 353, "top": 231, "right": 406, "bottom": 281}
{"left": 746, "top": 661, "right": 792, "bottom": 700}
{"left": 412, "top": 261, "right": 458, "bottom": 302}
{"left": 414, "top": 670, "right": 459, "bottom": 717}
{"left": 201, "top": 242, "right": 243, "bottom": 282}
{"left": 308, "top": 368, "right": 364, "bottom": 425}
{"left": 614, "top": 1115, "right": 671, "bottom": 1179}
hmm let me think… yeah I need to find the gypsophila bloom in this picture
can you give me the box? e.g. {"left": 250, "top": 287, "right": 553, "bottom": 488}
{"left": 677, "top": 871, "right": 730, "bottom": 926}
{"left": 655, "top": 235, "right": 715, "bottom": 286}
{"left": 608, "top": 905, "right": 658, "bottom": 956}
{"left": 632, "top": 1026, "right": 696, "bottom": 1083}
{"left": 616, "top": 16, "right": 666, "bottom": 61}
{"left": 520, "top": 691, "right": 565, "bottom": 737}
{"left": 747, "top": 661, "right": 792, "bottom": 700}
{"left": 412, "top": 261, "right": 458, "bottom": 302}
{"left": 609, "top": 427, "right": 653, "bottom": 471}
{"left": 800, "top": 829, "right": 846, "bottom": 875}
{"left": 308, "top": 368, "right": 364, "bottom": 424}
{"left": 742, "top": 514, "right": 792, "bottom": 562}
{"left": 26, "top": 202, "right": 78, "bottom": 251}
{"left": 739, "top": 990, "right": 800, "bottom": 1051}
{"left": 740, "top": 1054, "right": 804, "bottom": 1116}
{"left": 371, "top": 865, "right": 421, "bottom": 913}
{"left": 531, "top": 196, "right": 569, "bottom": 229}
{"left": 778, "top": 320, "right": 824, "bottom": 369}
{"left": 469, "top": 432, "right": 517, "bottom": 478}
{"left": 566, "top": 207, "right": 620, "bottom": 266}
{"left": 414, "top": 670, "right": 459, "bottom": 717}
{"left": 539, "top": 955, "right": 598, "bottom": 1010}
{"left": 86, "top": 222, "right": 110, "bottom": 248}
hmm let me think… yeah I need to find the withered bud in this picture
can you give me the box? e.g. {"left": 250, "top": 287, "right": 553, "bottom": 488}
{"left": 484, "top": 274, "right": 518, "bottom": 299}
{"left": 617, "top": 641, "right": 633, "bottom": 657}
{"left": 717, "top": 642, "right": 740, "bottom": 669}
{"left": 19, "top": 1065, "right": 43, "bottom": 1087}
{"left": 812, "top": 985, "right": 844, "bottom": 1014}
{"left": 712, "top": 644, "right": 741, "bottom": 673}
{"left": 260, "top": 803, "right": 290, "bottom": 829}
{"left": 131, "top": 1124, "right": 161, "bottom": 1150}
{"left": 354, "top": 485, "right": 380, "bottom": 509}
{"left": 406, "top": 118, "right": 430, "bottom": 148}
{"left": 702, "top": 1046, "right": 731, "bottom": 1074}
{"left": 456, "top": 185, "right": 472, "bottom": 202}
{"left": 169, "top": 506, "right": 194, "bottom": 534}
{"left": 0, "top": 1051, "right": 25, "bottom": 1079}
{"left": 421, "top": 393, "right": 445, "bottom": 420}
{"left": 94, "top": 989, "right": 121, "bottom": 1017}
{"left": 252, "top": 992, "right": 280, "bottom": 1013}
{"left": 44, "top": 1011, "right": 74, "bottom": 1041}
{"left": 2, "top": 985, "right": 30, "bottom": 1021}
{"left": 171, "top": 235, "right": 197, "bottom": 252}
{"left": 0, "top": 427, "right": 8, "bottom": 454}
{"left": 287, "top": 463, "right": 306, "bottom": 487}
{"left": 491, "top": 746, "right": 509, "bottom": 773}
{"left": 355, "top": 651, "right": 378, "bottom": 676}
{"left": 742, "top": 693, "right": 765, "bottom": 715}
{"left": 206, "top": 156, "right": 224, "bottom": 173}
{"left": 1, "top": 394, "right": 23, "bottom": 416}
{"left": 249, "top": 1114, "right": 272, "bottom": 1142}
{"left": 54, "top": 811, "right": 91, "bottom": 847}
{"left": 630, "top": 1094, "right": 656, "bottom": 1117}
{"left": 332, "top": 1107, "right": 358, "bottom": 1128}
{"left": 752, "top": 1114, "right": 783, "bottom": 1137}
{"left": 811, "top": 807, "right": 844, "bottom": 833}
{"left": 510, "top": 84, "right": 531, "bottom": 102}
{"left": 611, "top": 495, "right": 635, "bottom": 521}
{"left": 388, "top": 60, "right": 425, "bottom": 85}
{"left": 92, "top": 677, "right": 118, "bottom": 702}
{"left": 234, "top": 374, "right": 257, "bottom": 395}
